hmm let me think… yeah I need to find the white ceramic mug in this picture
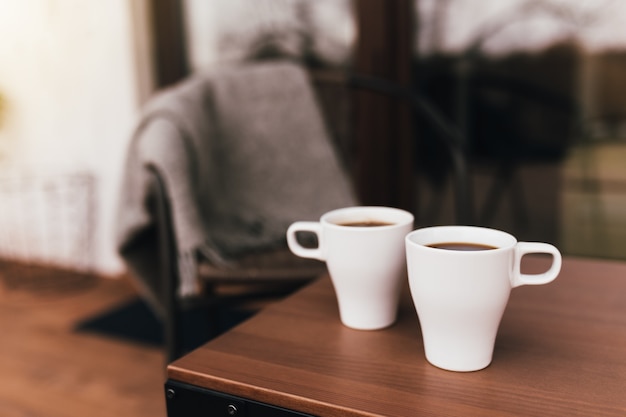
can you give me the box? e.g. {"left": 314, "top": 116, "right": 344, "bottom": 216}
{"left": 287, "top": 206, "right": 414, "bottom": 330}
{"left": 405, "top": 225, "right": 562, "bottom": 372}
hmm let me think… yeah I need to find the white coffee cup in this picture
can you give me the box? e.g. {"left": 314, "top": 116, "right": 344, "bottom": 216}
{"left": 287, "top": 206, "right": 414, "bottom": 330}
{"left": 405, "top": 225, "right": 562, "bottom": 372}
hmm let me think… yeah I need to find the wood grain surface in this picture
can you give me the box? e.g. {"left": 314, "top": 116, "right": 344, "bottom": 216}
{"left": 0, "top": 262, "right": 167, "bottom": 417}
{"left": 168, "top": 256, "right": 626, "bottom": 416}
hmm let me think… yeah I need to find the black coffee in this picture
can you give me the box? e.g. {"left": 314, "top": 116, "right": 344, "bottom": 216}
{"left": 428, "top": 242, "right": 498, "bottom": 251}
{"left": 338, "top": 221, "right": 394, "bottom": 227}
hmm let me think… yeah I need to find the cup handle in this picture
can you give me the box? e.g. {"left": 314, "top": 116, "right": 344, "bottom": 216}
{"left": 286, "top": 221, "right": 325, "bottom": 261}
{"left": 511, "top": 242, "right": 562, "bottom": 288}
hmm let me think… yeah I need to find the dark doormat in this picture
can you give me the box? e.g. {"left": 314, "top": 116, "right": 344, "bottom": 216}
{"left": 75, "top": 297, "right": 256, "bottom": 352}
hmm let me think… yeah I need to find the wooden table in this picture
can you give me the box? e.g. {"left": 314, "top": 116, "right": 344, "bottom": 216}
{"left": 165, "top": 256, "right": 626, "bottom": 416}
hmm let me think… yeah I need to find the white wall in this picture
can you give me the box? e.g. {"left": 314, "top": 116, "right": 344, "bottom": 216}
{"left": 0, "top": 1, "right": 151, "bottom": 275}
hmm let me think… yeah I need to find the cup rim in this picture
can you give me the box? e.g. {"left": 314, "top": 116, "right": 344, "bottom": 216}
{"left": 321, "top": 206, "right": 414, "bottom": 231}
{"left": 405, "top": 225, "right": 517, "bottom": 253}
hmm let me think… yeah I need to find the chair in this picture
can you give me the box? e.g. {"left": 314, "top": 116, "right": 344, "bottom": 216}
{"left": 116, "top": 61, "right": 357, "bottom": 362}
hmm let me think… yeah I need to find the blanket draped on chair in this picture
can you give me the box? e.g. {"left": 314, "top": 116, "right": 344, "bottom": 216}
{"left": 116, "top": 61, "right": 357, "bottom": 316}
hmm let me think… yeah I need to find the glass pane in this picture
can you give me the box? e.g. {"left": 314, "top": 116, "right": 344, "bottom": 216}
{"left": 414, "top": 0, "right": 626, "bottom": 261}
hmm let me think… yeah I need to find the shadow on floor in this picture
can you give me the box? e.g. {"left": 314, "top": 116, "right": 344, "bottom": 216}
{"left": 75, "top": 297, "right": 257, "bottom": 351}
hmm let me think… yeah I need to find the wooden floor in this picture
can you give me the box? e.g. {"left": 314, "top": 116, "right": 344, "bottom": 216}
{"left": 0, "top": 262, "right": 167, "bottom": 417}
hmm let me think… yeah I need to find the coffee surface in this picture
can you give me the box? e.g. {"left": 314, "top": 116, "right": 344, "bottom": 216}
{"left": 428, "top": 242, "right": 498, "bottom": 251}
{"left": 337, "top": 221, "right": 394, "bottom": 227}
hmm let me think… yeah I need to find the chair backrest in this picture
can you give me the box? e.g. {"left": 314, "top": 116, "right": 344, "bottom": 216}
{"left": 194, "top": 61, "right": 358, "bottom": 258}
{"left": 118, "top": 60, "right": 357, "bottom": 307}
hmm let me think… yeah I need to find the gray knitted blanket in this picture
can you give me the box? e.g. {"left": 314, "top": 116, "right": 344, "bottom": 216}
{"left": 116, "top": 61, "right": 356, "bottom": 315}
